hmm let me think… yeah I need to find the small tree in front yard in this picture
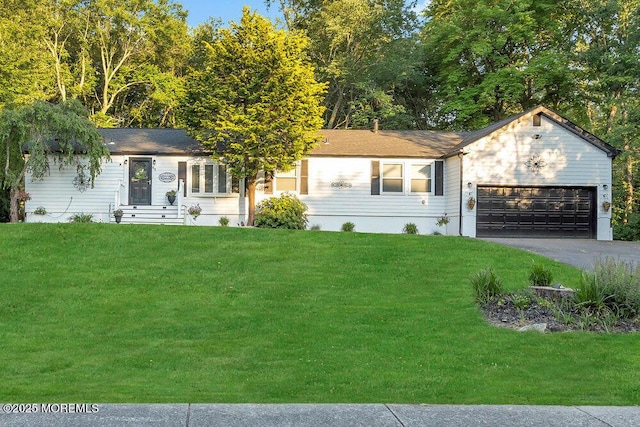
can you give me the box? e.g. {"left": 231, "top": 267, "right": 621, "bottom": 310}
{"left": 184, "top": 7, "right": 326, "bottom": 225}
{"left": 0, "top": 100, "right": 108, "bottom": 222}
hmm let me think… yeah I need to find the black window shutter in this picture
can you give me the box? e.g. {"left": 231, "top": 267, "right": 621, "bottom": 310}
{"left": 264, "top": 172, "right": 273, "bottom": 194}
{"left": 371, "top": 161, "right": 380, "bottom": 195}
{"left": 435, "top": 161, "right": 444, "bottom": 196}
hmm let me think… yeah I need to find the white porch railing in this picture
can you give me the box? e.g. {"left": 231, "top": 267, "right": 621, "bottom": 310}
{"left": 114, "top": 179, "right": 124, "bottom": 208}
{"left": 176, "top": 179, "right": 184, "bottom": 219}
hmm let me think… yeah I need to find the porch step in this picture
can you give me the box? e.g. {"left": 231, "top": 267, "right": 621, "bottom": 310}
{"left": 111, "top": 205, "right": 185, "bottom": 225}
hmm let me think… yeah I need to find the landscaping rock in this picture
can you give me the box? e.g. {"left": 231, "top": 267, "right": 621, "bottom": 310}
{"left": 482, "top": 298, "right": 640, "bottom": 333}
{"left": 518, "top": 323, "right": 547, "bottom": 333}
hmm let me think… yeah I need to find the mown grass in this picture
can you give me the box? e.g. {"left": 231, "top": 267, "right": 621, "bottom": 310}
{"left": 0, "top": 224, "right": 638, "bottom": 404}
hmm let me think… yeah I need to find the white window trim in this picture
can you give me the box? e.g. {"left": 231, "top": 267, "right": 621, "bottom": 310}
{"left": 188, "top": 160, "right": 236, "bottom": 197}
{"left": 378, "top": 161, "right": 435, "bottom": 195}
{"left": 273, "top": 162, "right": 301, "bottom": 193}
{"left": 410, "top": 163, "right": 433, "bottom": 194}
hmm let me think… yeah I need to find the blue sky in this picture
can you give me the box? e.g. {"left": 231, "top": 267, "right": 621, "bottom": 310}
{"left": 179, "top": 1, "right": 282, "bottom": 27}
{"left": 178, "top": 1, "right": 430, "bottom": 28}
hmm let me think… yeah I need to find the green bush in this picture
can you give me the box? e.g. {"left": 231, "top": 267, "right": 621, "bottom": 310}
{"left": 219, "top": 216, "right": 230, "bottom": 227}
{"left": 575, "top": 258, "right": 640, "bottom": 318}
{"left": 402, "top": 223, "right": 419, "bottom": 235}
{"left": 69, "top": 213, "right": 94, "bottom": 223}
{"left": 254, "top": 194, "right": 308, "bottom": 230}
{"left": 470, "top": 268, "right": 504, "bottom": 304}
{"left": 528, "top": 262, "right": 553, "bottom": 286}
{"left": 341, "top": 222, "right": 355, "bottom": 232}
{"left": 614, "top": 213, "right": 640, "bottom": 241}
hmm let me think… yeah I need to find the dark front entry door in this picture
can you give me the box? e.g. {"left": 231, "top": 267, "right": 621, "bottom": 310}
{"left": 129, "top": 158, "right": 152, "bottom": 205}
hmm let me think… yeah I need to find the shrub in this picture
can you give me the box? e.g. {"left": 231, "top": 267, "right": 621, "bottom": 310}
{"left": 528, "top": 262, "right": 553, "bottom": 286}
{"left": 575, "top": 258, "right": 640, "bottom": 318}
{"left": 403, "top": 223, "right": 418, "bottom": 235}
{"left": 471, "top": 268, "right": 504, "bottom": 304}
{"left": 254, "top": 193, "right": 308, "bottom": 230}
{"left": 69, "top": 213, "right": 93, "bottom": 223}
{"left": 341, "top": 222, "right": 355, "bottom": 232}
{"left": 310, "top": 224, "right": 321, "bottom": 231}
{"left": 219, "top": 216, "right": 230, "bottom": 227}
{"left": 614, "top": 213, "right": 640, "bottom": 241}
{"left": 33, "top": 206, "right": 47, "bottom": 215}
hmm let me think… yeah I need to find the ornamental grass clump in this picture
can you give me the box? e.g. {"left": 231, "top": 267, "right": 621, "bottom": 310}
{"left": 402, "top": 223, "right": 419, "bottom": 235}
{"left": 576, "top": 258, "right": 640, "bottom": 318}
{"left": 471, "top": 268, "right": 504, "bottom": 304}
{"left": 69, "top": 212, "right": 94, "bottom": 223}
{"left": 528, "top": 262, "right": 553, "bottom": 286}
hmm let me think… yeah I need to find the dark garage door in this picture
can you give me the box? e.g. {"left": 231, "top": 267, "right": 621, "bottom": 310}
{"left": 476, "top": 186, "right": 596, "bottom": 238}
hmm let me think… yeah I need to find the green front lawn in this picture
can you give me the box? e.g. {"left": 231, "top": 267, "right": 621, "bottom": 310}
{"left": 0, "top": 224, "right": 638, "bottom": 404}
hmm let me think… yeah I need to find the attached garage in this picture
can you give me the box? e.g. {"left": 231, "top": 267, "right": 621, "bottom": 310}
{"left": 476, "top": 186, "right": 596, "bottom": 238}
{"left": 451, "top": 105, "right": 619, "bottom": 240}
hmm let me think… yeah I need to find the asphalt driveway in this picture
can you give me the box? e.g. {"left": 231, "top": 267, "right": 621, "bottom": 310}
{"left": 482, "top": 238, "right": 640, "bottom": 270}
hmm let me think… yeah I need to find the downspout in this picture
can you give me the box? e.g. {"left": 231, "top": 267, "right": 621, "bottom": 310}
{"left": 458, "top": 150, "right": 465, "bottom": 236}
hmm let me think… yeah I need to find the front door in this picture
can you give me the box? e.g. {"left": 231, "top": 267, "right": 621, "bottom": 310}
{"left": 129, "top": 157, "right": 152, "bottom": 205}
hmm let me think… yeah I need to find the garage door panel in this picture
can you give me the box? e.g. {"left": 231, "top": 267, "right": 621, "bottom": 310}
{"left": 477, "top": 186, "right": 595, "bottom": 238}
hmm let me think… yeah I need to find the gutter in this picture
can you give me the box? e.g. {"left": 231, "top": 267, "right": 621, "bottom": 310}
{"left": 458, "top": 150, "right": 465, "bottom": 236}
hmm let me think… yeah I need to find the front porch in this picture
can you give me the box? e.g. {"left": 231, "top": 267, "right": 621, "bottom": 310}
{"left": 110, "top": 205, "right": 185, "bottom": 225}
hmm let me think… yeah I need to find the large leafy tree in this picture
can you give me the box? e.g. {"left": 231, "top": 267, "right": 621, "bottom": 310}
{"left": 269, "top": 0, "right": 419, "bottom": 129}
{"left": 0, "top": 100, "right": 109, "bottom": 222}
{"left": 184, "top": 8, "right": 326, "bottom": 225}
{"left": 0, "top": 0, "right": 54, "bottom": 107}
{"left": 420, "top": 0, "right": 573, "bottom": 129}
{"left": 40, "top": 0, "right": 190, "bottom": 127}
{"left": 567, "top": 0, "right": 640, "bottom": 230}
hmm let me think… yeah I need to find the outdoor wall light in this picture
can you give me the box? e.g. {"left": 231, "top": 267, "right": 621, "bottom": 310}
{"left": 467, "top": 182, "right": 473, "bottom": 188}
{"left": 153, "top": 159, "right": 157, "bottom": 169}
{"left": 123, "top": 159, "right": 128, "bottom": 165}
{"left": 603, "top": 184, "right": 609, "bottom": 190}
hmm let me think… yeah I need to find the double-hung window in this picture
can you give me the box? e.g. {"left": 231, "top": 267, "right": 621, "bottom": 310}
{"left": 410, "top": 164, "right": 432, "bottom": 193}
{"left": 264, "top": 160, "right": 309, "bottom": 195}
{"left": 382, "top": 163, "right": 404, "bottom": 193}
{"left": 371, "top": 160, "right": 442, "bottom": 195}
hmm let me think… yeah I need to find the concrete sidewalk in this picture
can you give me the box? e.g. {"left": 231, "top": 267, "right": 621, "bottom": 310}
{"left": 2, "top": 404, "right": 640, "bottom": 427}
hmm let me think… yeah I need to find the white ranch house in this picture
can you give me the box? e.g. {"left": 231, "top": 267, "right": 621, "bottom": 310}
{"left": 25, "top": 106, "right": 618, "bottom": 240}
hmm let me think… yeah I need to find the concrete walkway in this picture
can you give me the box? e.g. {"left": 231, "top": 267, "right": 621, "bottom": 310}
{"left": 2, "top": 404, "right": 640, "bottom": 426}
{"left": 482, "top": 238, "right": 640, "bottom": 269}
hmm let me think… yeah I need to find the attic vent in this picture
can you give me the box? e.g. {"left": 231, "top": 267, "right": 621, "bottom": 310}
{"left": 533, "top": 114, "right": 541, "bottom": 127}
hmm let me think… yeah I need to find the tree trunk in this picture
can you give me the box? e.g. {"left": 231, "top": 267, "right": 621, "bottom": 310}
{"left": 624, "top": 145, "right": 635, "bottom": 223}
{"left": 246, "top": 176, "right": 257, "bottom": 226}
{"left": 9, "top": 187, "right": 19, "bottom": 223}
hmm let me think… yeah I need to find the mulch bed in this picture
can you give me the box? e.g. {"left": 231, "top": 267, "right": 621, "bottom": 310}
{"left": 481, "top": 297, "right": 640, "bottom": 333}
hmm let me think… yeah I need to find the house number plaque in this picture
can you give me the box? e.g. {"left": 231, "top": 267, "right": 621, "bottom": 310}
{"left": 159, "top": 172, "right": 176, "bottom": 183}
{"left": 331, "top": 180, "right": 352, "bottom": 189}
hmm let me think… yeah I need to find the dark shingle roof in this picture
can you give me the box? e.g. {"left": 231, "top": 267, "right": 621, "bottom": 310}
{"left": 99, "top": 106, "right": 619, "bottom": 159}
{"left": 100, "top": 128, "right": 204, "bottom": 154}
{"left": 312, "top": 130, "right": 463, "bottom": 158}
